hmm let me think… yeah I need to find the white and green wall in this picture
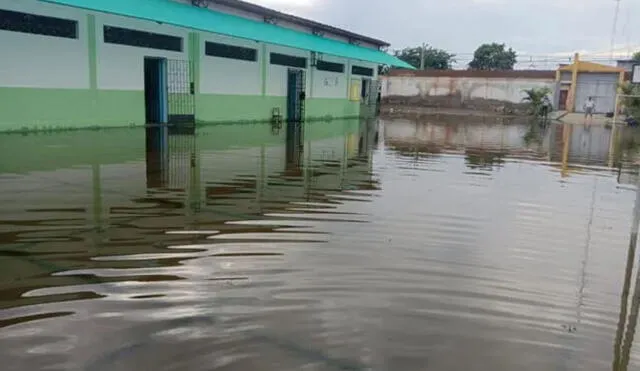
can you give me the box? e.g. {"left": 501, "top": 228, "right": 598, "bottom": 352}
{"left": 0, "top": 0, "right": 379, "bottom": 133}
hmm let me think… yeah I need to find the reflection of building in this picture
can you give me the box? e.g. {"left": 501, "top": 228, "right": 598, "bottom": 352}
{"left": 381, "top": 118, "right": 636, "bottom": 177}
{"left": 0, "top": 120, "right": 377, "bottom": 306}
{"left": 0, "top": 0, "right": 409, "bottom": 132}
{"left": 556, "top": 53, "right": 625, "bottom": 113}
{"left": 382, "top": 118, "right": 533, "bottom": 159}
{"left": 547, "top": 123, "right": 616, "bottom": 169}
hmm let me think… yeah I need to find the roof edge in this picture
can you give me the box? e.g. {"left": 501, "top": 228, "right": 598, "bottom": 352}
{"left": 206, "top": 0, "right": 390, "bottom": 47}
{"left": 39, "top": 0, "right": 411, "bottom": 68}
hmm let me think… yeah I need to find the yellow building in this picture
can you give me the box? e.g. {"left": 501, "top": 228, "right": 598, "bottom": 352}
{"left": 556, "top": 53, "right": 625, "bottom": 113}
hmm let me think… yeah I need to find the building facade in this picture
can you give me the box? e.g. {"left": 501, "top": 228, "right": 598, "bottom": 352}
{"left": 0, "top": 0, "right": 410, "bottom": 133}
{"left": 555, "top": 54, "right": 625, "bottom": 114}
{"left": 617, "top": 59, "right": 636, "bottom": 73}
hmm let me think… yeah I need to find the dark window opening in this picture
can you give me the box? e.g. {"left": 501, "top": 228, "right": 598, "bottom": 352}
{"left": 316, "top": 60, "right": 344, "bottom": 73}
{"left": 352, "top": 65, "right": 374, "bottom": 77}
{"left": 0, "top": 9, "right": 78, "bottom": 39}
{"left": 270, "top": 53, "right": 307, "bottom": 69}
{"left": 205, "top": 41, "right": 257, "bottom": 62}
{"left": 104, "top": 25, "right": 182, "bottom": 52}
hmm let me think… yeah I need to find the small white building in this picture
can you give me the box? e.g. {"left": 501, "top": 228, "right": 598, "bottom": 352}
{"left": 0, "top": 0, "right": 410, "bottom": 132}
{"left": 617, "top": 59, "right": 637, "bottom": 73}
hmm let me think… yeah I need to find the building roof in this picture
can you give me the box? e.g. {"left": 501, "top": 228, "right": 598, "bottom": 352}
{"left": 40, "top": 0, "right": 412, "bottom": 68}
{"left": 558, "top": 60, "right": 624, "bottom": 73}
{"left": 207, "top": 0, "right": 390, "bottom": 47}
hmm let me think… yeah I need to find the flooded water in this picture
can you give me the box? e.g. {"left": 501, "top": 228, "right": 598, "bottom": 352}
{"left": 2, "top": 116, "right": 640, "bottom": 370}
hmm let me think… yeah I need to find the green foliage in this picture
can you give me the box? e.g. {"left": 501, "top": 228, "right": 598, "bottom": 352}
{"left": 394, "top": 45, "right": 456, "bottom": 70}
{"left": 522, "top": 87, "right": 552, "bottom": 117}
{"left": 620, "top": 82, "right": 640, "bottom": 118}
{"left": 632, "top": 51, "right": 640, "bottom": 62}
{"left": 468, "top": 43, "right": 517, "bottom": 71}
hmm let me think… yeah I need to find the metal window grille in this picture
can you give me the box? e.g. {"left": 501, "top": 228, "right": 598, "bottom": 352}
{"left": 205, "top": 41, "right": 257, "bottom": 62}
{"left": 316, "top": 60, "right": 344, "bottom": 73}
{"left": 104, "top": 25, "right": 182, "bottom": 52}
{"left": 271, "top": 53, "right": 307, "bottom": 68}
{"left": 0, "top": 9, "right": 77, "bottom": 39}
{"left": 287, "top": 69, "right": 306, "bottom": 123}
{"left": 368, "top": 79, "right": 380, "bottom": 105}
{"left": 167, "top": 59, "right": 195, "bottom": 124}
{"left": 352, "top": 65, "right": 374, "bottom": 77}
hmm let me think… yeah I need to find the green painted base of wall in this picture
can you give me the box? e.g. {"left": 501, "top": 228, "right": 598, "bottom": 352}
{"left": 195, "top": 94, "right": 361, "bottom": 124}
{"left": 0, "top": 120, "right": 361, "bottom": 174}
{"left": 195, "top": 94, "right": 286, "bottom": 123}
{"left": 0, "top": 89, "right": 367, "bottom": 132}
{"left": 0, "top": 87, "right": 145, "bottom": 133}
{"left": 306, "top": 98, "right": 360, "bottom": 121}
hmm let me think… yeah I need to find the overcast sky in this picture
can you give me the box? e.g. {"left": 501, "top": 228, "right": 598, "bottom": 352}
{"left": 247, "top": 0, "right": 640, "bottom": 64}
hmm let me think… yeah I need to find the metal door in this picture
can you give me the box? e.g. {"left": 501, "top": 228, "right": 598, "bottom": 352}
{"left": 166, "top": 59, "right": 195, "bottom": 125}
{"left": 286, "top": 69, "right": 306, "bottom": 123}
{"left": 559, "top": 90, "right": 568, "bottom": 110}
{"left": 575, "top": 73, "right": 618, "bottom": 113}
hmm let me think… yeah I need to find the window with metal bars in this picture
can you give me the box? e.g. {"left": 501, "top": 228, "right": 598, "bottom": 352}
{"left": 0, "top": 9, "right": 78, "bottom": 39}
{"left": 352, "top": 65, "right": 374, "bottom": 77}
{"left": 103, "top": 25, "right": 182, "bottom": 52}
{"left": 270, "top": 53, "right": 307, "bottom": 68}
{"left": 316, "top": 60, "right": 344, "bottom": 73}
{"left": 205, "top": 41, "right": 257, "bottom": 62}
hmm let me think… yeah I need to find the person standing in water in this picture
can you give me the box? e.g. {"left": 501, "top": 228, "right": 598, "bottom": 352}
{"left": 584, "top": 97, "right": 595, "bottom": 123}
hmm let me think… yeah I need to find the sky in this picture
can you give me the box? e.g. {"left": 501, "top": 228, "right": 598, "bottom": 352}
{"left": 246, "top": 0, "right": 640, "bottom": 66}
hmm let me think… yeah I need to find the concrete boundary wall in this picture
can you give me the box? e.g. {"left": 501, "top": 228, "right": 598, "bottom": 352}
{"left": 381, "top": 70, "right": 556, "bottom": 114}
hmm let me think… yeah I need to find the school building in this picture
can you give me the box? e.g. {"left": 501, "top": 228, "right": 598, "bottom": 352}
{"left": 0, "top": 0, "right": 411, "bottom": 133}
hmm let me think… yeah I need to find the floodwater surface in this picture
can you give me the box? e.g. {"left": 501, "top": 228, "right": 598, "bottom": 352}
{"left": 2, "top": 117, "right": 640, "bottom": 370}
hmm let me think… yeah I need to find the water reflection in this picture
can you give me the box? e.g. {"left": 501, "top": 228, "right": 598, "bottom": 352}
{"left": 1, "top": 117, "right": 640, "bottom": 370}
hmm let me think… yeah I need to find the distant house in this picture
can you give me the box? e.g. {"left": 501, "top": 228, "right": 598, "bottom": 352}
{"left": 617, "top": 60, "right": 637, "bottom": 73}
{"left": 555, "top": 54, "right": 625, "bottom": 113}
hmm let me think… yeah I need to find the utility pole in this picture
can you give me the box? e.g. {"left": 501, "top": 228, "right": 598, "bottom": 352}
{"left": 419, "top": 43, "right": 426, "bottom": 70}
{"left": 610, "top": 0, "right": 621, "bottom": 62}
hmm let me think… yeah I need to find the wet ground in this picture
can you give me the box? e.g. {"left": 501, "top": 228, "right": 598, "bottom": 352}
{"left": 2, "top": 116, "right": 640, "bottom": 370}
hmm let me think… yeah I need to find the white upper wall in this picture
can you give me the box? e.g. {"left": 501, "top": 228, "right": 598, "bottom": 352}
{"left": 1, "top": 0, "right": 381, "bottom": 95}
{"left": 350, "top": 61, "right": 378, "bottom": 81}
{"left": 312, "top": 54, "right": 348, "bottom": 99}
{"left": 95, "top": 13, "right": 189, "bottom": 90}
{"left": 0, "top": 0, "right": 89, "bottom": 89}
{"left": 200, "top": 33, "right": 261, "bottom": 95}
{"left": 266, "top": 44, "right": 310, "bottom": 97}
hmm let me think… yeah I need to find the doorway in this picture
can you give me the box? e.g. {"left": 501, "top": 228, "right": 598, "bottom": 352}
{"left": 286, "top": 69, "right": 305, "bottom": 123}
{"left": 361, "top": 78, "right": 371, "bottom": 104}
{"left": 558, "top": 89, "right": 569, "bottom": 111}
{"left": 144, "top": 57, "right": 168, "bottom": 125}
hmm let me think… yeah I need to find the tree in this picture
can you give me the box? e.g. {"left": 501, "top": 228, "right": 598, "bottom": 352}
{"left": 522, "top": 87, "right": 552, "bottom": 119}
{"left": 393, "top": 45, "right": 456, "bottom": 70}
{"left": 468, "top": 43, "right": 517, "bottom": 71}
{"left": 632, "top": 51, "right": 640, "bottom": 62}
{"left": 620, "top": 82, "right": 640, "bottom": 118}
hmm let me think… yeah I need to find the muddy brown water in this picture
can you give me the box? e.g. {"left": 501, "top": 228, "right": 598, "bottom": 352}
{"left": 1, "top": 117, "right": 640, "bottom": 370}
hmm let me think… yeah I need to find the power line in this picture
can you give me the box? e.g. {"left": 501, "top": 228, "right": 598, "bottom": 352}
{"left": 611, "top": 0, "right": 622, "bottom": 61}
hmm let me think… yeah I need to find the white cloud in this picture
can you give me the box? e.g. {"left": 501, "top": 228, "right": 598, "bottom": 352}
{"left": 242, "top": 0, "right": 640, "bottom": 57}
{"left": 245, "top": 0, "right": 315, "bottom": 8}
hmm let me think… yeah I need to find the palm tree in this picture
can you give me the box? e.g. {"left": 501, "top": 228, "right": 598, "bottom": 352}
{"left": 522, "top": 87, "right": 552, "bottom": 120}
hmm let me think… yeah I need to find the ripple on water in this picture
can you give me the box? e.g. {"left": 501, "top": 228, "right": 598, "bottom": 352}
{"left": 1, "top": 119, "right": 640, "bottom": 370}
